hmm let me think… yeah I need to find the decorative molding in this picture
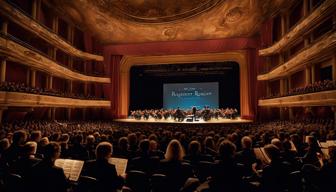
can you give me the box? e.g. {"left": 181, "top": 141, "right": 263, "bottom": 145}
{"left": 0, "top": 91, "right": 111, "bottom": 108}
{"left": 0, "top": 0, "right": 103, "bottom": 61}
{"left": 119, "top": 52, "right": 252, "bottom": 118}
{"left": 259, "top": 0, "right": 336, "bottom": 56}
{"left": 258, "top": 31, "right": 336, "bottom": 81}
{"left": 0, "top": 36, "right": 110, "bottom": 83}
{"left": 258, "top": 90, "right": 336, "bottom": 107}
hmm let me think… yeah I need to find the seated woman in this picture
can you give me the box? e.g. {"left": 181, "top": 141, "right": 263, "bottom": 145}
{"left": 82, "top": 142, "right": 123, "bottom": 192}
{"left": 159, "top": 139, "right": 193, "bottom": 191}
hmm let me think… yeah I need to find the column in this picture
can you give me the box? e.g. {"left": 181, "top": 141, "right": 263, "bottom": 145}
{"left": 32, "top": 0, "right": 41, "bottom": 20}
{"left": 305, "top": 65, "right": 312, "bottom": 85}
{"left": 68, "top": 57, "right": 73, "bottom": 69}
{"left": 0, "top": 107, "right": 7, "bottom": 124}
{"left": 311, "top": 64, "right": 316, "bottom": 83}
{"left": 67, "top": 26, "right": 74, "bottom": 44}
{"left": 82, "top": 108, "right": 86, "bottom": 120}
{"left": 332, "top": 54, "right": 336, "bottom": 81}
{"left": 30, "top": 70, "right": 36, "bottom": 87}
{"left": 279, "top": 52, "right": 285, "bottom": 65}
{"left": 26, "top": 70, "right": 30, "bottom": 85}
{"left": 281, "top": 14, "right": 287, "bottom": 37}
{"left": 304, "top": 35, "right": 310, "bottom": 48}
{"left": 288, "top": 76, "right": 294, "bottom": 119}
{"left": 1, "top": 21, "right": 8, "bottom": 35}
{"left": 0, "top": 57, "right": 6, "bottom": 82}
{"left": 279, "top": 78, "right": 286, "bottom": 120}
{"left": 48, "top": 75, "right": 53, "bottom": 89}
{"left": 47, "top": 108, "right": 52, "bottom": 120}
{"left": 52, "top": 108, "right": 56, "bottom": 120}
{"left": 303, "top": 0, "right": 309, "bottom": 17}
{"left": 52, "top": 16, "right": 58, "bottom": 33}
{"left": 67, "top": 108, "right": 71, "bottom": 120}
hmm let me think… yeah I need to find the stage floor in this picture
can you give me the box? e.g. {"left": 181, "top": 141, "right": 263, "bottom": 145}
{"left": 114, "top": 117, "right": 252, "bottom": 124}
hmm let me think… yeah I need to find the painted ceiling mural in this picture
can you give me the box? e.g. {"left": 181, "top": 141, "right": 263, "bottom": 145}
{"left": 45, "top": 0, "right": 289, "bottom": 44}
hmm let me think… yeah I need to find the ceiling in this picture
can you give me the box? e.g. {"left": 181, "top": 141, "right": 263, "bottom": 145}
{"left": 44, "top": 0, "right": 290, "bottom": 44}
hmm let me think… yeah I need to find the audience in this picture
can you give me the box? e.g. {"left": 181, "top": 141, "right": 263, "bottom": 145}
{"left": 0, "top": 119, "right": 335, "bottom": 192}
{"left": 262, "top": 79, "right": 336, "bottom": 99}
{"left": 0, "top": 81, "right": 107, "bottom": 100}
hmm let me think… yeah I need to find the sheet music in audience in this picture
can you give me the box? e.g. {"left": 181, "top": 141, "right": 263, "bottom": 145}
{"left": 326, "top": 140, "right": 336, "bottom": 147}
{"left": 108, "top": 157, "right": 128, "bottom": 176}
{"left": 55, "top": 159, "right": 84, "bottom": 181}
{"left": 254, "top": 147, "right": 271, "bottom": 164}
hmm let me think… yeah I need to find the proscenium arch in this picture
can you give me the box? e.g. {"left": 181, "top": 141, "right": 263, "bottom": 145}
{"left": 118, "top": 51, "right": 252, "bottom": 119}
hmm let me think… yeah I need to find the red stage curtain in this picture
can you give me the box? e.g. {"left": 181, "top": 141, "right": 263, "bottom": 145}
{"left": 103, "top": 55, "right": 122, "bottom": 119}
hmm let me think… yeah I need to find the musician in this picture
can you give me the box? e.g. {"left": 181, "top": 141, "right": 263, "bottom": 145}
{"left": 192, "top": 106, "right": 197, "bottom": 121}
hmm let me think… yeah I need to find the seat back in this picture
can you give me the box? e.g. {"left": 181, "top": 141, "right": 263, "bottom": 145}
{"left": 150, "top": 174, "right": 167, "bottom": 192}
{"left": 197, "top": 161, "right": 215, "bottom": 182}
{"left": 76, "top": 176, "right": 97, "bottom": 192}
{"left": 3, "top": 173, "right": 24, "bottom": 192}
{"left": 126, "top": 170, "right": 150, "bottom": 192}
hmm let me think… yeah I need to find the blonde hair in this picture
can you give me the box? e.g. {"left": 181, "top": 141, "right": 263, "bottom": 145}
{"left": 164, "top": 139, "right": 185, "bottom": 161}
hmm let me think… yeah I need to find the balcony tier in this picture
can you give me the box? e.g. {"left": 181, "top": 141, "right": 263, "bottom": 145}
{"left": 0, "top": 91, "right": 111, "bottom": 108}
{"left": 259, "top": 0, "right": 336, "bottom": 56}
{"left": 258, "top": 90, "right": 336, "bottom": 107}
{"left": 258, "top": 31, "right": 336, "bottom": 81}
{"left": 0, "top": 35, "right": 110, "bottom": 83}
{"left": 0, "top": 0, "right": 103, "bottom": 61}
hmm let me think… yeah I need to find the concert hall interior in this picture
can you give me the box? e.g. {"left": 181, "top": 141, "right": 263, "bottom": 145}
{"left": 0, "top": 0, "right": 336, "bottom": 192}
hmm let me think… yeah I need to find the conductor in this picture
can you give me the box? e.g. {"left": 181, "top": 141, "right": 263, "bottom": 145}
{"left": 192, "top": 106, "right": 197, "bottom": 121}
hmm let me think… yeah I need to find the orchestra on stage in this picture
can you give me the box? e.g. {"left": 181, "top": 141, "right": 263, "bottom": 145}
{"left": 129, "top": 107, "right": 239, "bottom": 121}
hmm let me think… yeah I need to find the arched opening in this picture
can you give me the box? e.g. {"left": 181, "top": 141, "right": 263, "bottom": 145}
{"left": 117, "top": 52, "right": 253, "bottom": 119}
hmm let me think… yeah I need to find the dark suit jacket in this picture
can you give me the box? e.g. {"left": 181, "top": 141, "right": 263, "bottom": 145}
{"left": 83, "top": 159, "right": 123, "bottom": 192}
{"left": 159, "top": 159, "right": 193, "bottom": 191}
{"left": 209, "top": 158, "right": 244, "bottom": 192}
{"left": 11, "top": 156, "right": 41, "bottom": 179}
{"left": 29, "top": 160, "right": 68, "bottom": 192}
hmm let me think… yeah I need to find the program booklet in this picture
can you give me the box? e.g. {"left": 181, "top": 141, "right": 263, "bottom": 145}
{"left": 108, "top": 157, "right": 128, "bottom": 176}
{"left": 55, "top": 159, "right": 84, "bottom": 181}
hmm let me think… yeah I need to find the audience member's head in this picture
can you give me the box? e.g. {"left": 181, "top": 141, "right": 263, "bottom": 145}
{"left": 139, "top": 139, "right": 150, "bottom": 154}
{"left": 30, "top": 131, "right": 42, "bottom": 143}
{"left": 12, "top": 130, "right": 27, "bottom": 145}
{"left": 241, "top": 136, "right": 253, "bottom": 149}
{"left": 86, "top": 135, "right": 95, "bottom": 145}
{"left": 165, "top": 139, "right": 185, "bottom": 161}
{"left": 118, "top": 137, "right": 128, "bottom": 150}
{"left": 40, "top": 137, "right": 49, "bottom": 147}
{"left": 218, "top": 140, "right": 236, "bottom": 159}
{"left": 59, "top": 134, "right": 70, "bottom": 143}
{"left": 0, "top": 138, "right": 10, "bottom": 153}
{"left": 271, "top": 138, "right": 283, "bottom": 151}
{"left": 23, "top": 141, "right": 38, "bottom": 157}
{"left": 96, "top": 142, "right": 113, "bottom": 160}
{"left": 188, "top": 140, "right": 201, "bottom": 156}
{"left": 44, "top": 142, "right": 61, "bottom": 161}
{"left": 149, "top": 140, "right": 158, "bottom": 151}
{"left": 264, "top": 144, "right": 280, "bottom": 162}
{"left": 204, "top": 136, "right": 215, "bottom": 149}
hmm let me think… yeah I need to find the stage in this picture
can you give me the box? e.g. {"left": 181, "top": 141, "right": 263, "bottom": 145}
{"left": 114, "top": 117, "right": 252, "bottom": 124}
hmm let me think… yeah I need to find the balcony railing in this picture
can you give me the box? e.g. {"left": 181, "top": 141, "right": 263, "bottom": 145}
{"left": 0, "top": 0, "right": 104, "bottom": 61}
